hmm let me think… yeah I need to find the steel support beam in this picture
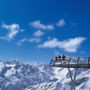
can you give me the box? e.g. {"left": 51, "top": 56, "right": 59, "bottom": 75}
{"left": 68, "top": 68, "right": 78, "bottom": 90}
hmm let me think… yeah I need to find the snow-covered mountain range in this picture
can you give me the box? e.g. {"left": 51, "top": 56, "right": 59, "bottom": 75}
{"left": 0, "top": 60, "right": 90, "bottom": 90}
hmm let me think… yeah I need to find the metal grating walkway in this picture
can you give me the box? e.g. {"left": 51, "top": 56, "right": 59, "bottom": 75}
{"left": 49, "top": 57, "right": 90, "bottom": 90}
{"left": 49, "top": 57, "right": 90, "bottom": 68}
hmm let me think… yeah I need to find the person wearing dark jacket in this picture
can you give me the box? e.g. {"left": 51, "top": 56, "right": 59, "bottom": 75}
{"left": 58, "top": 55, "right": 61, "bottom": 61}
{"left": 62, "top": 55, "right": 66, "bottom": 60}
{"left": 55, "top": 56, "right": 58, "bottom": 61}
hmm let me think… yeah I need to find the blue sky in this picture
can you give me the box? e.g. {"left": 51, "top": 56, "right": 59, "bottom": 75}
{"left": 0, "top": 0, "right": 90, "bottom": 63}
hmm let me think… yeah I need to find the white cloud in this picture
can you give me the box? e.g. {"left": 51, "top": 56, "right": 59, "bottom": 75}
{"left": 56, "top": 19, "right": 66, "bottom": 27}
{"left": 29, "top": 38, "right": 41, "bottom": 43}
{"left": 60, "top": 37, "right": 86, "bottom": 52}
{"left": 30, "top": 20, "right": 54, "bottom": 30}
{"left": 16, "top": 38, "right": 26, "bottom": 46}
{"left": 38, "top": 38, "right": 59, "bottom": 48}
{"left": 33, "top": 30, "right": 44, "bottom": 37}
{"left": 38, "top": 37, "right": 86, "bottom": 52}
{"left": 1, "top": 24, "right": 23, "bottom": 41}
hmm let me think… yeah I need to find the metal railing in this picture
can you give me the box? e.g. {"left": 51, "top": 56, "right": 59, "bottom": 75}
{"left": 49, "top": 57, "right": 90, "bottom": 68}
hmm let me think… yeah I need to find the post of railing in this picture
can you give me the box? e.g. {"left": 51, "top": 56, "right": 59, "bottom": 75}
{"left": 77, "top": 57, "right": 80, "bottom": 67}
{"left": 88, "top": 57, "right": 90, "bottom": 65}
{"left": 68, "top": 58, "right": 71, "bottom": 67}
{"left": 49, "top": 59, "right": 52, "bottom": 67}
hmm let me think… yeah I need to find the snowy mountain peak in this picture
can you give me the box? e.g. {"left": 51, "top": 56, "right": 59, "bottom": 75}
{"left": 0, "top": 60, "right": 90, "bottom": 90}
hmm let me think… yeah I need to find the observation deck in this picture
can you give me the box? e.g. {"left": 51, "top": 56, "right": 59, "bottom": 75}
{"left": 49, "top": 57, "right": 90, "bottom": 90}
{"left": 49, "top": 57, "right": 90, "bottom": 68}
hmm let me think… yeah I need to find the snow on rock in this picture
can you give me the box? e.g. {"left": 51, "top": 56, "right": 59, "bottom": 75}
{"left": 0, "top": 60, "right": 55, "bottom": 90}
{"left": 25, "top": 82, "right": 57, "bottom": 90}
{"left": 26, "top": 68, "right": 90, "bottom": 90}
{"left": 54, "top": 68, "right": 68, "bottom": 80}
{"left": 0, "top": 60, "right": 90, "bottom": 90}
{"left": 6, "top": 64, "right": 16, "bottom": 68}
{"left": 4, "top": 68, "right": 16, "bottom": 77}
{"left": 0, "top": 61, "right": 5, "bottom": 73}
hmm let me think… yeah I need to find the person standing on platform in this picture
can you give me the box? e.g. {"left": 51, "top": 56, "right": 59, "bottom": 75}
{"left": 62, "top": 55, "right": 66, "bottom": 60}
{"left": 55, "top": 56, "right": 58, "bottom": 61}
{"left": 58, "top": 55, "right": 61, "bottom": 61}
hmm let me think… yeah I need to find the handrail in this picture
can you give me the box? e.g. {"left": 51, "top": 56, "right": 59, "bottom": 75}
{"left": 51, "top": 57, "right": 90, "bottom": 61}
{"left": 49, "top": 57, "right": 90, "bottom": 68}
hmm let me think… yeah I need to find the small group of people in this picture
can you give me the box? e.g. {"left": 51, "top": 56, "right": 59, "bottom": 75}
{"left": 55, "top": 55, "right": 66, "bottom": 61}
